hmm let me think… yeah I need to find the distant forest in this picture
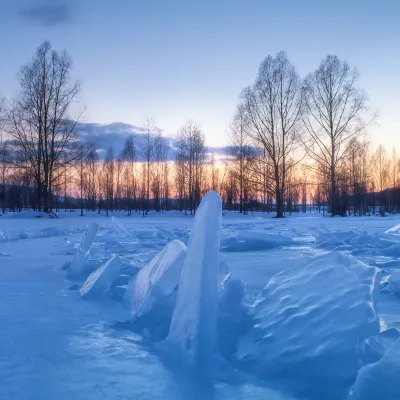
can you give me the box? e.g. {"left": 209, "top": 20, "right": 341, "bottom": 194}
{"left": 0, "top": 42, "right": 398, "bottom": 217}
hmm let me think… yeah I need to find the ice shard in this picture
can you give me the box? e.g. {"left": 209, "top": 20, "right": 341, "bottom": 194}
{"left": 68, "top": 223, "right": 99, "bottom": 278}
{"left": 165, "top": 190, "right": 222, "bottom": 377}
{"left": 124, "top": 240, "right": 187, "bottom": 318}
{"left": 80, "top": 255, "right": 121, "bottom": 299}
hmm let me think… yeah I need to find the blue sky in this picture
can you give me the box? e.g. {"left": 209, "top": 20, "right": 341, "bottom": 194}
{"left": 1, "top": 0, "right": 399, "bottom": 149}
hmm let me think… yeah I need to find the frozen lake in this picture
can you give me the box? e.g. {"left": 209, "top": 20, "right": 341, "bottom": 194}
{"left": 1, "top": 210, "right": 400, "bottom": 399}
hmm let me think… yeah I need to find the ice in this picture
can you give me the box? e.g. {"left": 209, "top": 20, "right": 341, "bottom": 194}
{"left": 315, "top": 230, "right": 356, "bottom": 248}
{"left": 221, "top": 231, "right": 293, "bottom": 252}
{"left": 67, "top": 252, "right": 87, "bottom": 278}
{"left": 80, "top": 255, "right": 121, "bottom": 299}
{"left": 80, "top": 223, "right": 99, "bottom": 253}
{"left": 348, "top": 338, "right": 400, "bottom": 399}
{"left": 359, "top": 328, "right": 400, "bottom": 365}
{"left": 0, "top": 226, "right": 70, "bottom": 243}
{"left": 68, "top": 223, "right": 99, "bottom": 277}
{"left": 236, "top": 252, "right": 381, "bottom": 398}
{"left": 3, "top": 210, "right": 400, "bottom": 399}
{"left": 111, "top": 217, "right": 132, "bottom": 237}
{"left": 388, "top": 270, "right": 400, "bottom": 293}
{"left": 125, "top": 240, "right": 187, "bottom": 318}
{"left": 381, "top": 224, "right": 400, "bottom": 243}
{"left": 113, "top": 274, "right": 131, "bottom": 286}
{"left": 165, "top": 190, "right": 222, "bottom": 375}
{"left": 111, "top": 284, "right": 128, "bottom": 302}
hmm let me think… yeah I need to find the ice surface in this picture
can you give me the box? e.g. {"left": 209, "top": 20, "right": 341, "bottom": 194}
{"left": 348, "top": 338, "right": 400, "bottom": 399}
{"left": 0, "top": 226, "right": 70, "bottom": 243}
{"left": 221, "top": 231, "right": 293, "bottom": 252}
{"left": 80, "top": 255, "right": 121, "bottom": 299}
{"left": 125, "top": 240, "right": 187, "bottom": 318}
{"left": 3, "top": 211, "right": 400, "bottom": 399}
{"left": 165, "top": 190, "right": 222, "bottom": 375}
{"left": 237, "top": 252, "right": 381, "bottom": 398}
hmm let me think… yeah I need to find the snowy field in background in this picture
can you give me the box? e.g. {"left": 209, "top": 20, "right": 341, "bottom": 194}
{"left": 1, "top": 210, "right": 400, "bottom": 399}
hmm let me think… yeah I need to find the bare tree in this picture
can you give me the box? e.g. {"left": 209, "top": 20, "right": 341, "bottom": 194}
{"left": 241, "top": 51, "right": 303, "bottom": 217}
{"left": 175, "top": 135, "right": 187, "bottom": 212}
{"left": 103, "top": 146, "right": 114, "bottom": 217}
{"left": 77, "top": 144, "right": 86, "bottom": 216}
{"left": 176, "top": 121, "right": 206, "bottom": 215}
{"left": 140, "top": 118, "right": 160, "bottom": 215}
{"left": 229, "top": 105, "right": 254, "bottom": 214}
{"left": 0, "top": 98, "right": 9, "bottom": 213}
{"left": 303, "top": 55, "right": 374, "bottom": 216}
{"left": 0, "top": 141, "right": 9, "bottom": 214}
{"left": 7, "top": 41, "right": 83, "bottom": 212}
{"left": 86, "top": 147, "right": 99, "bottom": 211}
{"left": 121, "top": 135, "right": 136, "bottom": 214}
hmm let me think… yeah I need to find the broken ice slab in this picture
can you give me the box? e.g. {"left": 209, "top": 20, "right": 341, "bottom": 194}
{"left": 80, "top": 223, "right": 99, "bottom": 254}
{"left": 67, "top": 252, "right": 87, "bottom": 278}
{"left": 124, "top": 240, "right": 186, "bottom": 318}
{"left": 80, "top": 255, "right": 121, "bottom": 299}
{"left": 111, "top": 217, "right": 133, "bottom": 237}
{"left": 221, "top": 231, "right": 293, "bottom": 252}
{"left": 67, "top": 223, "right": 99, "bottom": 278}
{"left": 237, "top": 252, "right": 381, "bottom": 399}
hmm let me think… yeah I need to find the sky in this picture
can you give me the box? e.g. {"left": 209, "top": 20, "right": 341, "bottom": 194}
{"left": 0, "top": 0, "right": 399, "bottom": 150}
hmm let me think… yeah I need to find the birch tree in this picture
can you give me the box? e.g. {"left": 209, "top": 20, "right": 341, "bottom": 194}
{"left": 303, "top": 55, "right": 373, "bottom": 215}
{"left": 241, "top": 51, "right": 303, "bottom": 217}
{"left": 7, "top": 41, "right": 83, "bottom": 212}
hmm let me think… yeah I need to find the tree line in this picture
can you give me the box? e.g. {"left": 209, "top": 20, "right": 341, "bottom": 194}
{"left": 0, "top": 42, "right": 397, "bottom": 217}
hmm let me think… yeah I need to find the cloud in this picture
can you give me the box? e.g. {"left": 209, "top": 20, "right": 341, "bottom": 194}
{"left": 78, "top": 121, "right": 230, "bottom": 162}
{"left": 20, "top": 3, "right": 71, "bottom": 26}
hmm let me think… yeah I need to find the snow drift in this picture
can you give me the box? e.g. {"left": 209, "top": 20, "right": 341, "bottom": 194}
{"left": 236, "top": 252, "right": 381, "bottom": 398}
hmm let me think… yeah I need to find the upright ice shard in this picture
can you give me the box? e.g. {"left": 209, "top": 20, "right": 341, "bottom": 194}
{"left": 112, "top": 217, "right": 133, "bottom": 237}
{"left": 124, "top": 240, "right": 187, "bottom": 318}
{"left": 80, "top": 223, "right": 100, "bottom": 253}
{"left": 165, "top": 190, "right": 222, "bottom": 377}
{"left": 68, "top": 223, "right": 99, "bottom": 278}
{"left": 80, "top": 255, "right": 121, "bottom": 299}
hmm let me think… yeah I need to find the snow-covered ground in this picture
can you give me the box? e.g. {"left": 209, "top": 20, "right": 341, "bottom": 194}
{"left": 1, "top": 210, "right": 400, "bottom": 399}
